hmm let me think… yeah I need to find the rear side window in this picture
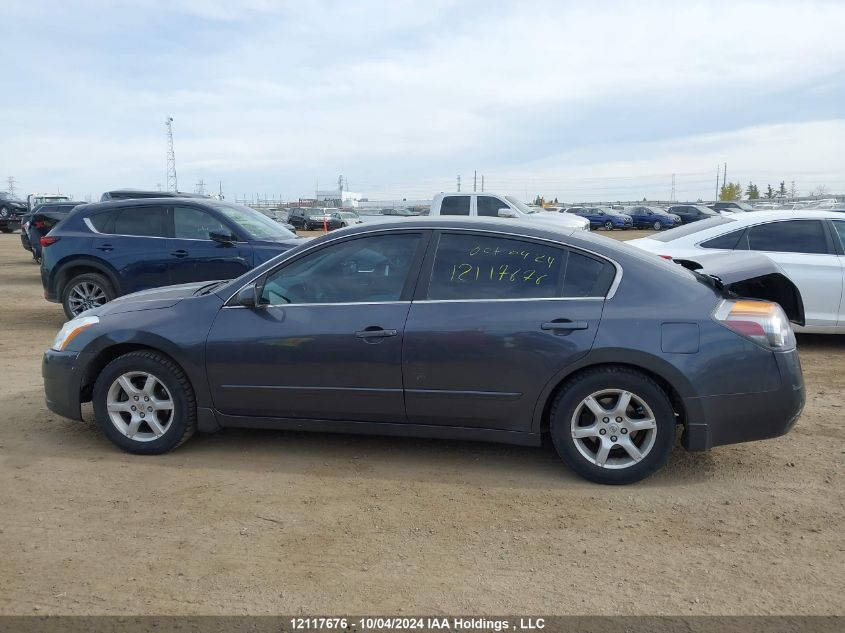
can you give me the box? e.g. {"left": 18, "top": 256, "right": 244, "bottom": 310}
{"left": 700, "top": 229, "right": 745, "bottom": 250}
{"left": 747, "top": 220, "right": 828, "bottom": 254}
{"left": 563, "top": 251, "right": 616, "bottom": 297}
{"left": 833, "top": 221, "right": 845, "bottom": 250}
{"left": 439, "top": 196, "right": 470, "bottom": 216}
{"left": 112, "top": 207, "right": 167, "bottom": 237}
{"left": 476, "top": 196, "right": 506, "bottom": 217}
{"left": 426, "top": 234, "right": 615, "bottom": 300}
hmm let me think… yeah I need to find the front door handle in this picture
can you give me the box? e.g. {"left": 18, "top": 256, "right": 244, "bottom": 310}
{"left": 541, "top": 320, "right": 589, "bottom": 333}
{"left": 170, "top": 249, "right": 189, "bottom": 258}
{"left": 96, "top": 244, "right": 113, "bottom": 252}
{"left": 355, "top": 327, "right": 398, "bottom": 339}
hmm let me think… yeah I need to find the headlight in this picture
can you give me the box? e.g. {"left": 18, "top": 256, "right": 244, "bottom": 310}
{"left": 51, "top": 316, "right": 99, "bottom": 351}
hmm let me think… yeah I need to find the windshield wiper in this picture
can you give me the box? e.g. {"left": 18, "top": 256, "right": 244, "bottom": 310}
{"left": 194, "top": 280, "right": 227, "bottom": 296}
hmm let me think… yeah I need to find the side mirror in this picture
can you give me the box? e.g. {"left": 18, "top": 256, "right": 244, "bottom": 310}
{"left": 210, "top": 230, "right": 237, "bottom": 245}
{"left": 235, "top": 282, "right": 264, "bottom": 308}
{"left": 497, "top": 208, "right": 518, "bottom": 218}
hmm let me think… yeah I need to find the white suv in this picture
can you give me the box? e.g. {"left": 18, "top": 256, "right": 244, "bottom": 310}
{"left": 429, "top": 193, "right": 589, "bottom": 231}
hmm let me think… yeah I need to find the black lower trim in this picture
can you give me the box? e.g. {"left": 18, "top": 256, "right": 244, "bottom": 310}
{"left": 215, "top": 412, "right": 541, "bottom": 446}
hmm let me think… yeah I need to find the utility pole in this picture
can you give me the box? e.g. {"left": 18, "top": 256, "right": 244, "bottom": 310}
{"left": 715, "top": 164, "right": 720, "bottom": 201}
{"left": 6, "top": 176, "right": 16, "bottom": 196}
{"left": 722, "top": 163, "right": 727, "bottom": 191}
{"left": 670, "top": 173, "right": 676, "bottom": 202}
{"left": 457, "top": 175, "right": 461, "bottom": 192}
{"left": 481, "top": 175, "right": 485, "bottom": 192}
{"left": 165, "top": 117, "right": 178, "bottom": 192}
{"left": 218, "top": 180, "right": 223, "bottom": 200}
{"left": 156, "top": 183, "right": 162, "bottom": 192}
{"left": 473, "top": 170, "right": 477, "bottom": 192}
{"left": 195, "top": 179, "right": 206, "bottom": 195}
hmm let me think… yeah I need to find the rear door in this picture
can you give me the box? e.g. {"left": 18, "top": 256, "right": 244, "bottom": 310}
{"left": 167, "top": 205, "right": 254, "bottom": 284}
{"left": 88, "top": 205, "right": 173, "bottom": 293}
{"left": 402, "top": 231, "right": 613, "bottom": 431}
{"left": 743, "top": 219, "right": 842, "bottom": 328}
{"left": 828, "top": 220, "right": 845, "bottom": 330}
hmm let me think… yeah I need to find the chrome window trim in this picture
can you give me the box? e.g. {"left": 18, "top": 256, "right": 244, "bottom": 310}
{"left": 83, "top": 217, "right": 248, "bottom": 243}
{"left": 224, "top": 225, "right": 623, "bottom": 305}
{"left": 223, "top": 301, "right": 411, "bottom": 310}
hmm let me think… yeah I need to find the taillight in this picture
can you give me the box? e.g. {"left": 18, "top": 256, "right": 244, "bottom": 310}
{"left": 713, "top": 299, "right": 796, "bottom": 350}
{"left": 40, "top": 236, "right": 60, "bottom": 247}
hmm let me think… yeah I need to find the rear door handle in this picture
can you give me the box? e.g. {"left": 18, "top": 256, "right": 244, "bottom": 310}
{"left": 170, "top": 249, "right": 189, "bottom": 258}
{"left": 96, "top": 244, "right": 113, "bottom": 252}
{"left": 541, "top": 320, "right": 589, "bottom": 332}
{"left": 355, "top": 327, "right": 398, "bottom": 339}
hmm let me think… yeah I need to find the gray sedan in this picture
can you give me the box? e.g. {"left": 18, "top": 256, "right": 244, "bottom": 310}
{"left": 43, "top": 218, "right": 804, "bottom": 484}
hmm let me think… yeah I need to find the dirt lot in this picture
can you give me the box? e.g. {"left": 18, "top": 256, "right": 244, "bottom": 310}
{"left": 0, "top": 230, "right": 842, "bottom": 615}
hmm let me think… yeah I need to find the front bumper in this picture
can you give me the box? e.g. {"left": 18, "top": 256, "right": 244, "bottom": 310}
{"left": 43, "top": 349, "right": 85, "bottom": 421}
{"left": 0, "top": 218, "right": 22, "bottom": 230}
{"left": 682, "top": 349, "right": 804, "bottom": 451}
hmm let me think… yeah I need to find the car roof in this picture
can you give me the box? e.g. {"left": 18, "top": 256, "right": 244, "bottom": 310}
{"left": 708, "top": 210, "right": 843, "bottom": 224}
{"left": 71, "top": 197, "right": 224, "bottom": 214}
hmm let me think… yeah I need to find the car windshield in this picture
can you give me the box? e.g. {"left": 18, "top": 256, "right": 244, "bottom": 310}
{"left": 209, "top": 202, "right": 297, "bottom": 240}
{"left": 650, "top": 216, "right": 736, "bottom": 242}
{"left": 503, "top": 196, "right": 536, "bottom": 215}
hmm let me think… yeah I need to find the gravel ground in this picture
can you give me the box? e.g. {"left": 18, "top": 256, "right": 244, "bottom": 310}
{"left": 0, "top": 230, "right": 842, "bottom": 615}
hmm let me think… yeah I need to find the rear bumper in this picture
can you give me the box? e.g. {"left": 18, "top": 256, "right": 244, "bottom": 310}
{"left": 682, "top": 349, "right": 804, "bottom": 451}
{"left": 43, "top": 349, "right": 85, "bottom": 421}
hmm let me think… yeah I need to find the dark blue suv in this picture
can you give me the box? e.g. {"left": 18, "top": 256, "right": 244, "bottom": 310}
{"left": 565, "top": 206, "right": 633, "bottom": 230}
{"left": 40, "top": 198, "right": 301, "bottom": 318}
{"left": 624, "top": 206, "right": 680, "bottom": 231}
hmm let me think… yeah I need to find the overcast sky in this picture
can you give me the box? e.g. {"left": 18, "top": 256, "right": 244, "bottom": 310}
{"left": 3, "top": 0, "right": 844, "bottom": 202}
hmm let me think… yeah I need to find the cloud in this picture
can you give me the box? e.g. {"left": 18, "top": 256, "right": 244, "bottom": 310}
{"left": 2, "top": 0, "right": 844, "bottom": 200}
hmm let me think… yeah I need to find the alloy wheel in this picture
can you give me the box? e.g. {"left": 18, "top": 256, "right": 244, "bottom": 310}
{"left": 570, "top": 389, "right": 657, "bottom": 469}
{"left": 106, "top": 371, "right": 174, "bottom": 442}
{"left": 653, "top": 221, "right": 662, "bottom": 231}
{"left": 67, "top": 281, "right": 108, "bottom": 316}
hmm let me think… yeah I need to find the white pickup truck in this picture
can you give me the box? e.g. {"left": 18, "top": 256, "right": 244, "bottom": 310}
{"left": 428, "top": 192, "right": 589, "bottom": 231}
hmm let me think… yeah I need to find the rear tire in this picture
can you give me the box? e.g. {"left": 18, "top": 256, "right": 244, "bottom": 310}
{"left": 0, "top": 228, "right": 12, "bottom": 233}
{"left": 61, "top": 272, "right": 115, "bottom": 318}
{"left": 92, "top": 351, "right": 196, "bottom": 454}
{"left": 549, "top": 367, "right": 675, "bottom": 484}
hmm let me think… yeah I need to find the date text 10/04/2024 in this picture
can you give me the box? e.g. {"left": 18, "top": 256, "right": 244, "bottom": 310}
{"left": 289, "top": 617, "right": 547, "bottom": 630}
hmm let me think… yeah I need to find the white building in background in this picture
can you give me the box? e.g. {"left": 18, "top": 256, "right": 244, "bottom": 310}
{"left": 315, "top": 189, "right": 362, "bottom": 208}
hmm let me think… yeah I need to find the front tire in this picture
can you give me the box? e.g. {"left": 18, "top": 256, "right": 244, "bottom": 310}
{"left": 604, "top": 221, "right": 614, "bottom": 230}
{"left": 92, "top": 351, "right": 196, "bottom": 454}
{"left": 549, "top": 367, "right": 675, "bottom": 484}
{"left": 61, "top": 272, "right": 115, "bottom": 318}
{"left": 653, "top": 221, "right": 662, "bottom": 231}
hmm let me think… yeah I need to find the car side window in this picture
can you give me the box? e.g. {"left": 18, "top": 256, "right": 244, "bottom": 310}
{"left": 833, "top": 221, "right": 845, "bottom": 250}
{"left": 476, "top": 196, "right": 506, "bottom": 217}
{"left": 260, "top": 233, "right": 422, "bottom": 305}
{"left": 100, "top": 206, "right": 167, "bottom": 237}
{"left": 439, "top": 196, "right": 470, "bottom": 216}
{"left": 173, "top": 206, "right": 231, "bottom": 240}
{"left": 564, "top": 250, "right": 616, "bottom": 297}
{"left": 700, "top": 229, "right": 746, "bottom": 250}
{"left": 747, "top": 220, "right": 828, "bottom": 254}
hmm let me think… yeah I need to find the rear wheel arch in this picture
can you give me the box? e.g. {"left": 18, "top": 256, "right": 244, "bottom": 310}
{"left": 534, "top": 361, "right": 689, "bottom": 436}
{"left": 55, "top": 258, "right": 122, "bottom": 297}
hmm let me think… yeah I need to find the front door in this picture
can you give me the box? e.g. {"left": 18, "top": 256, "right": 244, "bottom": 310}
{"left": 205, "top": 231, "right": 428, "bottom": 421}
{"left": 403, "top": 231, "right": 611, "bottom": 431}
{"left": 167, "top": 205, "right": 254, "bottom": 284}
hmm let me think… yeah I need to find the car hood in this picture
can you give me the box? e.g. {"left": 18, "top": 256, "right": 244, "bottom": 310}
{"left": 92, "top": 282, "right": 209, "bottom": 316}
{"left": 526, "top": 213, "right": 589, "bottom": 230}
{"left": 671, "top": 251, "right": 805, "bottom": 326}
